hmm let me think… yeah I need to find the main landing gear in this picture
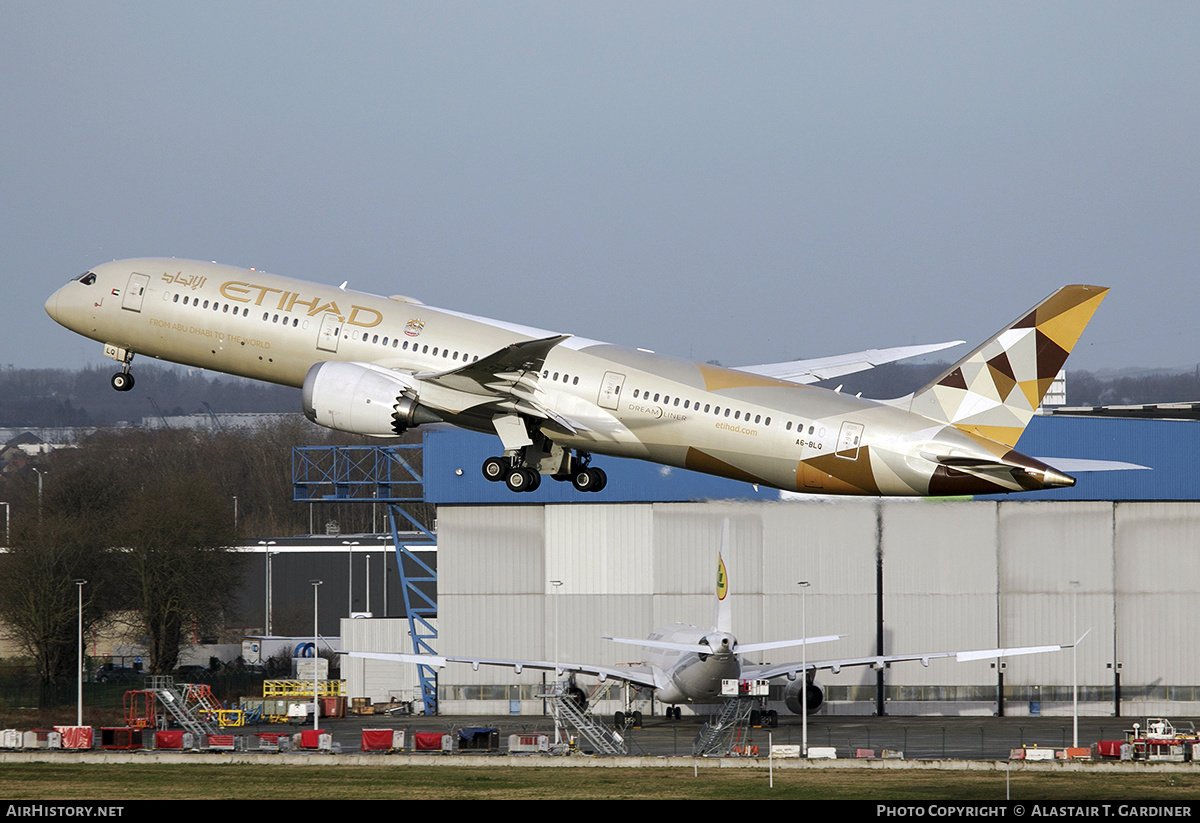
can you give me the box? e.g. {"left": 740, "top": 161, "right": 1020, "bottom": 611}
{"left": 481, "top": 451, "right": 607, "bottom": 494}
{"left": 482, "top": 457, "right": 544, "bottom": 493}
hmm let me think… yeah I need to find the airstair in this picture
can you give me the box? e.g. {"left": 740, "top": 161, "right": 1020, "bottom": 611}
{"left": 692, "top": 698, "right": 756, "bottom": 757}
{"left": 541, "top": 685, "right": 628, "bottom": 756}
{"left": 146, "top": 676, "right": 220, "bottom": 737}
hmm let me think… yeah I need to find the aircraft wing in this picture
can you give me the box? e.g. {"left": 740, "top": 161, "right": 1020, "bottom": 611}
{"left": 740, "top": 633, "right": 1087, "bottom": 682}
{"left": 414, "top": 334, "right": 571, "bottom": 394}
{"left": 341, "top": 650, "right": 659, "bottom": 690}
{"left": 407, "top": 333, "right": 591, "bottom": 432}
{"left": 736, "top": 341, "right": 964, "bottom": 386}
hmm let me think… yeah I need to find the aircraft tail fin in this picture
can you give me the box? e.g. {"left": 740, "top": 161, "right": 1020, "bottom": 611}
{"left": 907, "top": 285, "right": 1108, "bottom": 448}
{"left": 713, "top": 520, "right": 732, "bottom": 634}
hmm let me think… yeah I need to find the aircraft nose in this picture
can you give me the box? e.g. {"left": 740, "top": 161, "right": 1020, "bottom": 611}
{"left": 45, "top": 289, "right": 60, "bottom": 323}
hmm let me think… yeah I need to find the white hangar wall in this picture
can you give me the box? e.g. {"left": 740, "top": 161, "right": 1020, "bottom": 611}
{"left": 431, "top": 500, "right": 1200, "bottom": 717}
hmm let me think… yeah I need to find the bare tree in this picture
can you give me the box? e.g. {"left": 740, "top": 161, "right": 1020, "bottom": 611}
{"left": 115, "top": 458, "right": 242, "bottom": 674}
{"left": 0, "top": 461, "right": 120, "bottom": 697}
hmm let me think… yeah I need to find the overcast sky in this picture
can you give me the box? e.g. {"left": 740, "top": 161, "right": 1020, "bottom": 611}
{"left": 4, "top": 2, "right": 1198, "bottom": 375}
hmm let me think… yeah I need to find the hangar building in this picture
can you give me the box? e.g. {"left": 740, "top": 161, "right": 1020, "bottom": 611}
{"left": 342, "top": 414, "right": 1200, "bottom": 718}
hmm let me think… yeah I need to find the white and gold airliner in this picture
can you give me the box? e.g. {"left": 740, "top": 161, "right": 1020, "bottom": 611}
{"left": 46, "top": 257, "right": 1125, "bottom": 495}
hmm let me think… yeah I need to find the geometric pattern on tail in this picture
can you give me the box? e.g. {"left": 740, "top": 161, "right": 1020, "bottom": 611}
{"left": 909, "top": 285, "right": 1108, "bottom": 448}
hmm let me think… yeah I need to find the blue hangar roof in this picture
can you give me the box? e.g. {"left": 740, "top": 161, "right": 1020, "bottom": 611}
{"left": 420, "top": 415, "right": 1191, "bottom": 505}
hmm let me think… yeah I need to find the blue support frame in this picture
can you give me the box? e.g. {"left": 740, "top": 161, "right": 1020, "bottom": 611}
{"left": 293, "top": 445, "right": 439, "bottom": 713}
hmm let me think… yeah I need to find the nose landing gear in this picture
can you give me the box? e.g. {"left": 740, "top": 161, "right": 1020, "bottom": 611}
{"left": 104, "top": 345, "right": 136, "bottom": 392}
{"left": 110, "top": 371, "right": 135, "bottom": 392}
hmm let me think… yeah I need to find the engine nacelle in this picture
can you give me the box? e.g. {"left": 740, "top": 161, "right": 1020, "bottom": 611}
{"left": 302, "top": 361, "right": 441, "bottom": 436}
{"left": 783, "top": 678, "right": 825, "bottom": 715}
{"left": 565, "top": 685, "right": 588, "bottom": 711}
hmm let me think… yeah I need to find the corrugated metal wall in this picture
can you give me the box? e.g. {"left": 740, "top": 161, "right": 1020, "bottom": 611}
{"left": 430, "top": 499, "right": 1200, "bottom": 716}
{"left": 341, "top": 618, "right": 422, "bottom": 704}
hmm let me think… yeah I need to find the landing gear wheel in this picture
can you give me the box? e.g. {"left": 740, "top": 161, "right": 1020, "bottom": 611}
{"left": 111, "top": 372, "right": 134, "bottom": 392}
{"left": 672, "top": 706, "right": 682, "bottom": 721}
{"left": 572, "top": 467, "right": 607, "bottom": 493}
{"left": 482, "top": 456, "right": 507, "bottom": 482}
{"left": 632, "top": 711, "right": 643, "bottom": 727}
{"left": 523, "top": 468, "right": 541, "bottom": 492}
{"left": 505, "top": 468, "right": 530, "bottom": 493}
{"left": 505, "top": 467, "right": 541, "bottom": 493}
{"left": 614, "top": 711, "right": 626, "bottom": 728}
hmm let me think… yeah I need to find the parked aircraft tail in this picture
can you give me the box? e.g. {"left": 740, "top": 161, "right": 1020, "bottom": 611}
{"left": 906, "top": 285, "right": 1108, "bottom": 448}
{"left": 713, "top": 520, "right": 732, "bottom": 634}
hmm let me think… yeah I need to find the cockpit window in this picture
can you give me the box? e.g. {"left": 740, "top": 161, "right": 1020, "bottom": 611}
{"left": 76, "top": 272, "right": 97, "bottom": 285}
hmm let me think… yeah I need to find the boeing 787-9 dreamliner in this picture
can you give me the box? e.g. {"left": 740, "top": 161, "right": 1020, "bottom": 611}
{"left": 46, "top": 259, "right": 1129, "bottom": 495}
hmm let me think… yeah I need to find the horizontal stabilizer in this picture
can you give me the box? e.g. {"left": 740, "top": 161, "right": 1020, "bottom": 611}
{"left": 735, "top": 635, "right": 845, "bottom": 655}
{"left": 1035, "top": 457, "right": 1150, "bottom": 473}
{"left": 603, "top": 634, "right": 843, "bottom": 655}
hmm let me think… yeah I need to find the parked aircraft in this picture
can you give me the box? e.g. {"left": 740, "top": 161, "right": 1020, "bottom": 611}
{"left": 344, "top": 524, "right": 1083, "bottom": 724}
{"left": 46, "top": 258, "right": 1125, "bottom": 495}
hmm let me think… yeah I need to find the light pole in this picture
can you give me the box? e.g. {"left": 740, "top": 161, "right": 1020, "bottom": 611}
{"left": 258, "top": 541, "right": 276, "bottom": 636}
{"left": 1, "top": 501, "right": 9, "bottom": 546}
{"left": 310, "top": 579, "right": 323, "bottom": 732}
{"left": 1070, "top": 579, "right": 1080, "bottom": 749}
{"left": 232, "top": 496, "right": 238, "bottom": 533}
{"left": 550, "top": 580, "right": 563, "bottom": 745}
{"left": 365, "top": 554, "right": 371, "bottom": 615}
{"left": 31, "top": 468, "right": 46, "bottom": 529}
{"left": 75, "top": 579, "right": 87, "bottom": 726}
{"left": 798, "top": 580, "right": 810, "bottom": 758}
{"left": 377, "top": 535, "right": 389, "bottom": 617}
{"left": 343, "top": 540, "right": 359, "bottom": 617}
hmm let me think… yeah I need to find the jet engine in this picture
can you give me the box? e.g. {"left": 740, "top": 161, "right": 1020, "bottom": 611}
{"left": 302, "top": 361, "right": 442, "bottom": 436}
{"left": 783, "top": 678, "right": 825, "bottom": 715}
{"left": 565, "top": 685, "right": 588, "bottom": 711}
